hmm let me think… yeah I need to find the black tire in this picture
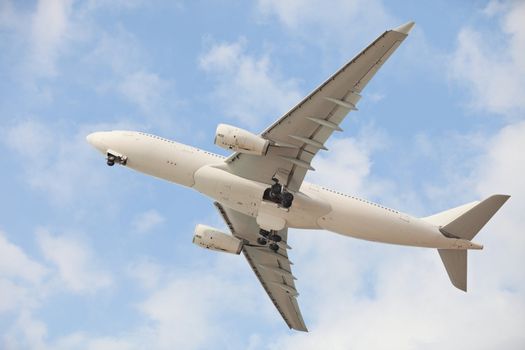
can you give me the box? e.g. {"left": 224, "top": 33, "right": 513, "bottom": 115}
{"left": 270, "top": 234, "right": 282, "bottom": 242}
{"left": 281, "top": 192, "right": 294, "bottom": 208}
{"left": 257, "top": 237, "right": 267, "bottom": 245}
{"left": 269, "top": 243, "right": 279, "bottom": 252}
{"left": 107, "top": 160, "right": 115, "bottom": 166}
{"left": 259, "top": 229, "right": 270, "bottom": 238}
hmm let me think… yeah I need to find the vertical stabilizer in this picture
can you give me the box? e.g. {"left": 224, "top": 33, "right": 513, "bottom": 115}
{"left": 438, "top": 249, "right": 467, "bottom": 291}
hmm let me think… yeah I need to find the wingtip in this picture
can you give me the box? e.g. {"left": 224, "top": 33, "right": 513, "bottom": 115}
{"left": 393, "top": 21, "right": 415, "bottom": 35}
{"left": 488, "top": 194, "right": 511, "bottom": 204}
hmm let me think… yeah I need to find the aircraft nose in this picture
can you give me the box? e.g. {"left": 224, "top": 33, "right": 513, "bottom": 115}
{"left": 86, "top": 132, "right": 107, "bottom": 153}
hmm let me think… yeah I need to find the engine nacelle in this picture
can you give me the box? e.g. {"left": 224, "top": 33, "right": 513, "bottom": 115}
{"left": 192, "top": 224, "right": 243, "bottom": 254}
{"left": 215, "top": 124, "right": 270, "bottom": 156}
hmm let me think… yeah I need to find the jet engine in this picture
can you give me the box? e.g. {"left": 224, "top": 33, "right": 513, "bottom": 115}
{"left": 192, "top": 224, "right": 244, "bottom": 254}
{"left": 215, "top": 124, "right": 270, "bottom": 156}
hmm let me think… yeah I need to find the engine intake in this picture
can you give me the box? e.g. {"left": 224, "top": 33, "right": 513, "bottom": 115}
{"left": 192, "top": 224, "right": 243, "bottom": 254}
{"left": 215, "top": 124, "right": 269, "bottom": 156}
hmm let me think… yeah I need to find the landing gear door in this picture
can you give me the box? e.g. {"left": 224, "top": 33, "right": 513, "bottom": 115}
{"left": 256, "top": 201, "right": 286, "bottom": 231}
{"left": 274, "top": 168, "right": 290, "bottom": 186}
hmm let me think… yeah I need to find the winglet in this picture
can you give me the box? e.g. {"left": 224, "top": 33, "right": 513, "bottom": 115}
{"left": 393, "top": 21, "right": 415, "bottom": 35}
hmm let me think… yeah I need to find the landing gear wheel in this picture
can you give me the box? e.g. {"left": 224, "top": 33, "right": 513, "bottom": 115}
{"left": 269, "top": 243, "right": 279, "bottom": 252}
{"left": 259, "top": 229, "right": 270, "bottom": 238}
{"left": 257, "top": 237, "right": 267, "bottom": 245}
{"left": 269, "top": 234, "right": 282, "bottom": 242}
{"left": 281, "top": 192, "right": 294, "bottom": 208}
{"left": 107, "top": 155, "right": 116, "bottom": 166}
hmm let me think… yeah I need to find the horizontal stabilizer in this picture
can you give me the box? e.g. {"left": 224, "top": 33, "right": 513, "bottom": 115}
{"left": 440, "top": 195, "right": 510, "bottom": 240}
{"left": 438, "top": 249, "right": 467, "bottom": 291}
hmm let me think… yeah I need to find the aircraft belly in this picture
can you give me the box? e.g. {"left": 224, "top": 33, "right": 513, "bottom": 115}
{"left": 193, "top": 167, "right": 329, "bottom": 228}
{"left": 193, "top": 165, "right": 264, "bottom": 217}
{"left": 311, "top": 186, "right": 455, "bottom": 248}
{"left": 285, "top": 191, "right": 331, "bottom": 229}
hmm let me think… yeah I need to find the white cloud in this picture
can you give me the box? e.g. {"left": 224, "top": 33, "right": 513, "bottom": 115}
{"left": 366, "top": 92, "right": 385, "bottom": 103}
{"left": 449, "top": 0, "right": 525, "bottom": 116}
{"left": 257, "top": 0, "right": 395, "bottom": 50}
{"left": 475, "top": 120, "right": 525, "bottom": 198}
{"left": 118, "top": 71, "right": 171, "bottom": 116}
{"left": 51, "top": 333, "right": 139, "bottom": 350}
{"left": 84, "top": 27, "right": 178, "bottom": 129}
{"left": 199, "top": 39, "right": 302, "bottom": 126}
{"left": 127, "top": 257, "right": 163, "bottom": 290}
{"left": 4, "top": 119, "right": 54, "bottom": 158}
{"left": 3, "top": 1, "right": 176, "bottom": 128}
{"left": 137, "top": 270, "right": 255, "bottom": 350}
{"left": 1, "top": 255, "right": 259, "bottom": 349}
{"left": 0, "top": 279, "right": 27, "bottom": 314}
{"left": 308, "top": 124, "right": 387, "bottom": 198}
{"left": 310, "top": 137, "right": 374, "bottom": 195}
{"left": 0, "top": 230, "right": 48, "bottom": 284}
{"left": 470, "top": 120, "right": 525, "bottom": 291}
{"left": 1, "top": 120, "right": 131, "bottom": 203}
{"left": 30, "top": 0, "right": 73, "bottom": 77}
{"left": 131, "top": 209, "right": 165, "bottom": 234}
{"left": 0, "top": 232, "right": 49, "bottom": 347}
{"left": 37, "top": 229, "right": 113, "bottom": 294}
{"left": 4, "top": 310, "right": 49, "bottom": 350}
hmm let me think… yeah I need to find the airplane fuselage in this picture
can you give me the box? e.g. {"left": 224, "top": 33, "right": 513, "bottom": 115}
{"left": 87, "top": 130, "right": 481, "bottom": 250}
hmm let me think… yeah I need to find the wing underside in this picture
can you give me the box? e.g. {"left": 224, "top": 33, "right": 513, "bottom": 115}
{"left": 214, "top": 202, "right": 307, "bottom": 331}
{"left": 225, "top": 24, "right": 413, "bottom": 192}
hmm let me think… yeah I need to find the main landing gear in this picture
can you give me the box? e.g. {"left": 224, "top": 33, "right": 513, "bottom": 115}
{"left": 263, "top": 178, "right": 294, "bottom": 209}
{"left": 257, "top": 229, "right": 282, "bottom": 252}
{"left": 106, "top": 151, "right": 127, "bottom": 167}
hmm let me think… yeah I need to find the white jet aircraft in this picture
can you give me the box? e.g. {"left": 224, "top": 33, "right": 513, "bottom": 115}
{"left": 87, "top": 21, "right": 509, "bottom": 331}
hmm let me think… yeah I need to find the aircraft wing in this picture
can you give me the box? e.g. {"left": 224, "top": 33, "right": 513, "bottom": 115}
{"left": 214, "top": 202, "right": 307, "bottom": 331}
{"left": 225, "top": 21, "right": 414, "bottom": 192}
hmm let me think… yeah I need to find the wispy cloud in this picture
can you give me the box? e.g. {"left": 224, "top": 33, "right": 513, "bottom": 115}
{"left": 308, "top": 123, "right": 388, "bottom": 199}
{"left": 257, "top": 0, "right": 396, "bottom": 53}
{"left": 0, "top": 231, "right": 48, "bottom": 285}
{"left": 84, "top": 26, "right": 179, "bottom": 129}
{"left": 3, "top": 120, "right": 109, "bottom": 203}
{"left": 30, "top": 0, "right": 73, "bottom": 77}
{"left": 0, "top": 230, "right": 49, "bottom": 314}
{"left": 449, "top": 0, "right": 525, "bottom": 117}
{"left": 37, "top": 229, "right": 113, "bottom": 294}
{"left": 127, "top": 257, "right": 163, "bottom": 290}
{"left": 131, "top": 209, "right": 165, "bottom": 234}
{"left": 199, "top": 39, "right": 302, "bottom": 127}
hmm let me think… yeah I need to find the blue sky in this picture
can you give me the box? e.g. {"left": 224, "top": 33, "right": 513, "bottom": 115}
{"left": 1, "top": 0, "right": 524, "bottom": 349}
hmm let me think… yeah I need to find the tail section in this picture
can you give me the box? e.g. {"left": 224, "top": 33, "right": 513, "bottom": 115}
{"left": 439, "top": 195, "right": 510, "bottom": 240}
{"left": 424, "top": 195, "right": 510, "bottom": 291}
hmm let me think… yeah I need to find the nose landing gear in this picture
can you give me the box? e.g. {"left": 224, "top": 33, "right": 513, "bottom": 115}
{"left": 106, "top": 151, "right": 127, "bottom": 167}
